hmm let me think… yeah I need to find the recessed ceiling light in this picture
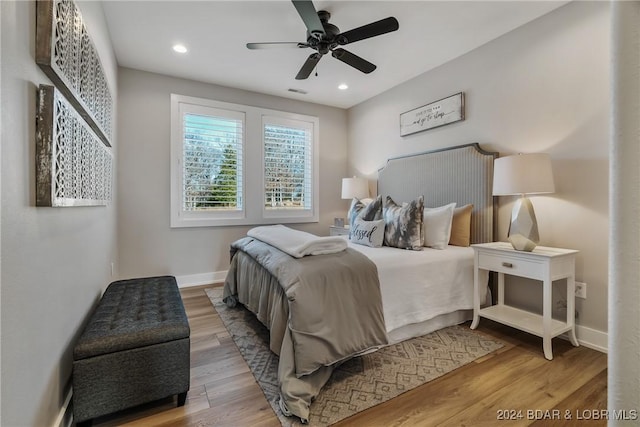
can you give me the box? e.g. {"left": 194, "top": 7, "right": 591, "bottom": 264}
{"left": 173, "top": 44, "right": 188, "bottom": 54}
{"left": 338, "top": 83, "right": 349, "bottom": 90}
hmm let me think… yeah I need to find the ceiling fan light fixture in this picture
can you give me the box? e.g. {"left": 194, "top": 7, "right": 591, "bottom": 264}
{"left": 172, "top": 44, "right": 188, "bottom": 54}
{"left": 338, "top": 83, "right": 349, "bottom": 90}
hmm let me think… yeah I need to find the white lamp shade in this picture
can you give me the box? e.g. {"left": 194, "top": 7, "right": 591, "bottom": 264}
{"left": 492, "top": 153, "right": 555, "bottom": 196}
{"left": 341, "top": 177, "right": 369, "bottom": 199}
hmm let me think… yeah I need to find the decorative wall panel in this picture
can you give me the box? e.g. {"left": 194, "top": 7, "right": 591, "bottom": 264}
{"left": 36, "top": 85, "right": 113, "bottom": 207}
{"left": 36, "top": 0, "right": 113, "bottom": 147}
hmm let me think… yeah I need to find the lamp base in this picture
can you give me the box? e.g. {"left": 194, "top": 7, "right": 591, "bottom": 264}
{"left": 508, "top": 197, "right": 540, "bottom": 252}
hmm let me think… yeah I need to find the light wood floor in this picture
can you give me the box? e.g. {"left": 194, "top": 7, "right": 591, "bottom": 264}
{"left": 92, "top": 284, "right": 607, "bottom": 427}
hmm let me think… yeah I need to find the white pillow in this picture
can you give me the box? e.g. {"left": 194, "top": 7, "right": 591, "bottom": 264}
{"left": 350, "top": 218, "right": 385, "bottom": 248}
{"left": 423, "top": 203, "right": 456, "bottom": 249}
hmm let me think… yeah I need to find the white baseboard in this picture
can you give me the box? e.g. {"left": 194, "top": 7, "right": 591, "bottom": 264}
{"left": 575, "top": 324, "right": 608, "bottom": 353}
{"left": 175, "top": 271, "right": 227, "bottom": 288}
{"left": 52, "top": 388, "right": 73, "bottom": 427}
{"left": 560, "top": 324, "right": 608, "bottom": 353}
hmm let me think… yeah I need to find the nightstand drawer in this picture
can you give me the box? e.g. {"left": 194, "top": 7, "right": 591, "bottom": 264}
{"left": 478, "top": 252, "right": 544, "bottom": 280}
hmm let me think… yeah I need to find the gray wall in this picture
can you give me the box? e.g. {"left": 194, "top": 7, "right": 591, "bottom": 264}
{"left": 116, "top": 68, "right": 347, "bottom": 280}
{"left": 347, "top": 2, "right": 610, "bottom": 336}
{"left": 0, "top": 1, "right": 118, "bottom": 426}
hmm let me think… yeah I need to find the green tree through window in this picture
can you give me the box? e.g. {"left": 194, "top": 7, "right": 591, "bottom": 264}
{"left": 205, "top": 145, "right": 238, "bottom": 207}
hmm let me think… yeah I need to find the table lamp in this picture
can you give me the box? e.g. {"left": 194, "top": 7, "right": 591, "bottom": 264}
{"left": 492, "top": 153, "right": 555, "bottom": 251}
{"left": 341, "top": 177, "right": 369, "bottom": 200}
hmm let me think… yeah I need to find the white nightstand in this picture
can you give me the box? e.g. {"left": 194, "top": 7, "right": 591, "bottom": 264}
{"left": 470, "top": 241, "right": 579, "bottom": 360}
{"left": 329, "top": 226, "right": 350, "bottom": 236}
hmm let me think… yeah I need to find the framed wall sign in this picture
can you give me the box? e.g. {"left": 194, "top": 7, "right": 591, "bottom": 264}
{"left": 400, "top": 92, "right": 465, "bottom": 136}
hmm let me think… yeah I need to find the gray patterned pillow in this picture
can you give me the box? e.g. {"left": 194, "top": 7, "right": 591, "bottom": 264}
{"left": 348, "top": 195, "right": 383, "bottom": 226}
{"left": 383, "top": 196, "right": 424, "bottom": 250}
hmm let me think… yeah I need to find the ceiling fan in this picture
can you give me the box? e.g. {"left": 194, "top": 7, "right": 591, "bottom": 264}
{"left": 246, "top": 0, "right": 399, "bottom": 80}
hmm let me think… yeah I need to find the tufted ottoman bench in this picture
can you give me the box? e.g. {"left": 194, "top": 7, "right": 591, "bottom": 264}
{"left": 72, "top": 276, "right": 190, "bottom": 426}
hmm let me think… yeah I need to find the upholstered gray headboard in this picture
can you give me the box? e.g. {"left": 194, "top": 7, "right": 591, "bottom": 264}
{"left": 377, "top": 143, "right": 497, "bottom": 244}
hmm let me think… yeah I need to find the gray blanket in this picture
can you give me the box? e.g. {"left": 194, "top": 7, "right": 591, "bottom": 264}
{"left": 223, "top": 236, "right": 388, "bottom": 422}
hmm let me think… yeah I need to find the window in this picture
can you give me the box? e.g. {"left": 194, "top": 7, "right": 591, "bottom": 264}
{"left": 171, "top": 95, "right": 318, "bottom": 227}
{"left": 263, "top": 116, "right": 314, "bottom": 218}
{"left": 171, "top": 98, "right": 245, "bottom": 227}
{"left": 183, "top": 111, "right": 243, "bottom": 212}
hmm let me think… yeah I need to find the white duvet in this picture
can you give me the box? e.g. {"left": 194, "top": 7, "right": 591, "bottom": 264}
{"left": 345, "top": 238, "right": 487, "bottom": 334}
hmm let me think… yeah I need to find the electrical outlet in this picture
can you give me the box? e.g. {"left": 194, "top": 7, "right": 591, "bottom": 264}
{"left": 111, "top": 262, "right": 115, "bottom": 277}
{"left": 575, "top": 281, "right": 587, "bottom": 299}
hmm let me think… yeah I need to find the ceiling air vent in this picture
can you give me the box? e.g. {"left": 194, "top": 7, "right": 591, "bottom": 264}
{"left": 288, "top": 88, "right": 308, "bottom": 94}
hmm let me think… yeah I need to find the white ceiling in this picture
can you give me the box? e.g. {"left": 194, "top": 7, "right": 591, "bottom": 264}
{"left": 102, "top": 1, "right": 567, "bottom": 109}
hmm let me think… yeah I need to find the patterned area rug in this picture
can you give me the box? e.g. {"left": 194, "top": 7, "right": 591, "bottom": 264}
{"left": 206, "top": 288, "right": 503, "bottom": 426}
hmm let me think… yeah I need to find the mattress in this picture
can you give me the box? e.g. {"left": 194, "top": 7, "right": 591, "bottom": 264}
{"left": 344, "top": 237, "right": 488, "bottom": 336}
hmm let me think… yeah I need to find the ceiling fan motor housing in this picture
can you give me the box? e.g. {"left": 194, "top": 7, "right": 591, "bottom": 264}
{"left": 306, "top": 11, "right": 340, "bottom": 54}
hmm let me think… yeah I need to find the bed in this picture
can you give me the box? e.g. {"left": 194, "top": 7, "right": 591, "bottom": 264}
{"left": 223, "top": 143, "right": 497, "bottom": 423}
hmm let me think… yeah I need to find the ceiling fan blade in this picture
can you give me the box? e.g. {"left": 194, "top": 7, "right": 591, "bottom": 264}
{"left": 295, "top": 53, "right": 322, "bottom": 80}
{"left": 291, "top": 0, "right": 325, "bottom": 40}
{"left": 246, "top": 42, "right": 308, "bottom": 50}
{"left": 332, "top": 48, "right": 376, "bottom": 74}
{"left": 337, "top": 17, "right": 399, "bottom": 45}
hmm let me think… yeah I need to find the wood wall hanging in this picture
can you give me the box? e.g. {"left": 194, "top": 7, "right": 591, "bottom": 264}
{"left": 36, "top": 0, "right": 113, "bottom": 147}
{"left": 400, "top": 92, "right": 465, "bottom": 137}
{"left": 35, "top": 0, "right": 113, "bottom": 207}
{"left": 36, "top": 85, "right": 113, "bottom": 207}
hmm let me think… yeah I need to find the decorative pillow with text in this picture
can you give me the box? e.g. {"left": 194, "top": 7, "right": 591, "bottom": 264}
{"left": 350, "top": 218, "right": 385, "bottom": 248}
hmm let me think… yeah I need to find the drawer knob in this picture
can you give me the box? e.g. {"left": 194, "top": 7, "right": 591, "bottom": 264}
{"left": 502, "top": 262, "right": 513, "bottom": 268}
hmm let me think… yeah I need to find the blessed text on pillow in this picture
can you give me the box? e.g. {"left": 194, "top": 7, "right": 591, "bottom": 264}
{"left": 350, "top": 218, "right": 385, "bottom": 248}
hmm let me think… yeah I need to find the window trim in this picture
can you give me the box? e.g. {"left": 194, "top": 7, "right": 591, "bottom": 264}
{"left": 170, "top": 94, "right": 319, "bottom": 228}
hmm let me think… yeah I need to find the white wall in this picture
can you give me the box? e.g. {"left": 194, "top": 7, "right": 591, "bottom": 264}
{"left": 0, "top": 1, "right": 118, "bottom": 425}
{"left": 609, "top": 0, "right": 640, "bottom": 421}
{"left": 0, "top": 3, "right": 3, "bottom": 424}
{"left": 347, "top": 2, "right": 609, "bottom": 337}
{"left": 116, "top": 68, "right": 347, "bottom": 281}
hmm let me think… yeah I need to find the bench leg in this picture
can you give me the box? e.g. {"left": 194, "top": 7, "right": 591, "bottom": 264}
{"left": 177, "top": 391, "right": 187, "bottom": 407}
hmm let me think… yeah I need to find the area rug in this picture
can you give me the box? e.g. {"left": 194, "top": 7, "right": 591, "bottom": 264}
{"left": 206, "top": 288, "right": 503, "bottom": 426}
